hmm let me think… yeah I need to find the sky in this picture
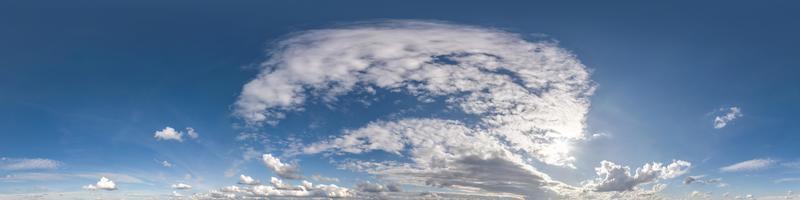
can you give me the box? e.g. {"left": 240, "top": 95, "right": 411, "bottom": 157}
{"left": 2, "top": 1, "right": 800, "bottom": 199}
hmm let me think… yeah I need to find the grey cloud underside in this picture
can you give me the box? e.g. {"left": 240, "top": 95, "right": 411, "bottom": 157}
{"left": 234, "top": 20, "right": 684, "bottom": 199}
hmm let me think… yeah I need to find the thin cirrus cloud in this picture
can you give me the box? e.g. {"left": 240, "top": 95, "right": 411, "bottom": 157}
{"left": 153, "top": 126, "right": 199, "bottom": 142}
{"left": 714, "top": 106, "right": 743, "bottom": 129}
{"left": 231, "top": 20, "right": 691, "bottom": 199}
{"left": 0, "top": 157, "right": 60, "bottom": 171}
{"left": 720, "top": 158, "right": 776, "bottom": 172}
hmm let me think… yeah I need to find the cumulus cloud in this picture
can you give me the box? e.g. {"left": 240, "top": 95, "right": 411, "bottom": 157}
{"left": 153, "top": 126, "right": 199, "bottom": 142}
{"left": 0, "top": 157, "right": 60, "bottom": 171}
{"left": 172, "top": 183, "right": 192, "bottom": 190}
{"left": 584, "top": 160, "right": 691, "bottom": 192}
{"left": 238, "top": 174, "right": 260, "bottom": 185}
{"left": 261, "top": 154, "right": 302, "bottom": 179}
{"left": 721, "top": 158, "right": 776, "bottom": 172}
{"left": 82, "top": 177, "right": 117, "bottom": 191}
{"left": 714, "top": 106, "right": 742, "bottom": 129}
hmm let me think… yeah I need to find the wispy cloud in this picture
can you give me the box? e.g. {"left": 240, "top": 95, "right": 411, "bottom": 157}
{"left": 714, "top": 106, "right": 743, "bottom": 129}
{"left": 720, "top": 158, "right": 776, "bottom": 172}
{"left": 0, "top": 157, "right": 60, "bottom": 171}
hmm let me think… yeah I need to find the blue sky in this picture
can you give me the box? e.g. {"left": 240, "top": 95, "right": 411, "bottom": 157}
{"left": 2, "top": 1, "right": 800, "bottom": 199}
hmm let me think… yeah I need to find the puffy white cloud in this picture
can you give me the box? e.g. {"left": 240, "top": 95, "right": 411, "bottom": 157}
{"left": 238, "top": 174, "right": 260, "bottom": 185}
{"left": 154, "top": 127, "right": 183, "bottom": 142}
{"left": 261, "top": 154, "right": 302, "bottom": 179}
{"left": 0, "top": 157, "right": 60, "bottom": 171}
{"left": 82, "top": 177, "right": 117, "bottom": 191}
{"left": 153, "top": 127, "right": 199, "bottom": 142}
{"left": 584, "top": 160, "right": 691, "bottom": 192}
{"left": 172, "top": 183, "right": 192, "bottom": 190}
{"left": 721, "top": 158, "right": 776, "bottom": 172}
{"left": 714, "top": 106, "right": 743, "bottom": 129}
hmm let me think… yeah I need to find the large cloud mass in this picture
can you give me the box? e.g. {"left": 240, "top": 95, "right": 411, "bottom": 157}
{"left": 233, "top": 20, "right": 681, "bottom": 198}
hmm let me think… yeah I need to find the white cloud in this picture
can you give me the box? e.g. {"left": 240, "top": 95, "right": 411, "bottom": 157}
{"left": 690, "top": 190, "right": 712, "bottom": 199}
{"left": 714, "top": 106, "right": 743, "bottom": 129}
{"left": 186, "top": 127, "right": 199, "bottom": 139}
{"left": 238, "top": 174, "right": 260, "bottom": 185}
{"left": 234, "top": 20, "right": 593, "bottom": 168}
{"left": 154, "top": 127, "right": 183, "bottom": 142}
{"left": 721, "top": 158, "right": 776, "bottom": 172}
{"left": 261, "top": 154, "right": 301, "bottom": 179}
{"left": 193, "top": 177, "right": 352, "bottom": 198}
{"left": 82, "top": 177, "right": 117, "bottom": 191}
{"left": 153, "top": 126, "right": 199, "bottom": 142}
{"left": 161, "top": 160, "right": 172, "bottom": 168}
{"left": 230, "top": 20, "right": 686, "bottom": 199}
{"left": 310, "top": 174, "right": 339, "bottom": 183}
{"left": 0, "top": 157, "right": 60, "bottom": 171}
{"left": 584, "top": 160, "right": 691, "bottom": 192}
{"left": 171, "top": 183, "right": 192, "bottom": 190}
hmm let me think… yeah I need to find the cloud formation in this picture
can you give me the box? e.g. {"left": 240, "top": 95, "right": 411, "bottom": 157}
{"left": 714, "top": 106, "right": 742, "bottom": 129}
{"left": 172, "top": 183, "right": 192, "bottom": 190}
{"left": 153, "top": 126, "right": 199, "bottom": 142}
{"left": 261, "top": 154, "right": 302, "bottom": 179}
{"left": 192, "top": 176, "right": 352, "bottom": 199}
{"left": 238, "top": 174, "right": 260, "bottom": 185}
{"left": 82, "top": 177, "right": 117, "bottom": 191}
{"left": 234, "top": 20, "right": 596, "bottom": 198}
{"left": 584, "top": 160, "right": 691, "bottom": 192}
{"left": 721, "top": 158, "right": 776, "bottom": 172}
{"left": 0, "top": 157, "right": 60, "bottom": 171}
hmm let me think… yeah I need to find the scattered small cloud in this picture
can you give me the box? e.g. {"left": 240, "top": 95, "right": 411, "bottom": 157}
{"left": 82, "top": 177, "right": 117, "bottom": 191}
{"left": 186, "top": 127, "right": 199, "bottom": 139}
{"left": 720, "top": 158, "right": 776, "bottom": 172}
{"left": 171, "top": 183, "right": 192, "bottom": 190}
{"left": 161, "top": 160, "right": 173, "bottom": 168}
{"left": 154, "top": 126, "right": 199, "bottom": 142}
{"left": 714, "top": 106, "right": 743, "bottom": 129}
{"left": 683, "top": 175, "right": 726, "bottom": 187}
